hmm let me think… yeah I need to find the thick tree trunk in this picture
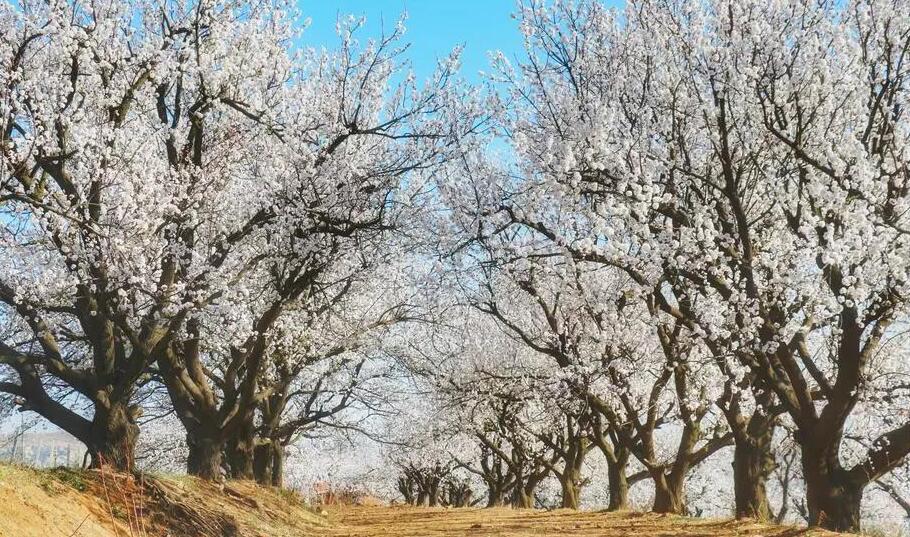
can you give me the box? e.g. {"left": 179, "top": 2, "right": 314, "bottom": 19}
{"left": 510, "top": 474, "right": 539, "bottom": 508}
{"left": 186, "top": 428, "right": 224, "bottom": 481}
{"left": 86, "top": 399, "right": 139, "bottom": 472}
{"left": 428, "top": 481, "right": 440, "bottom": 507}
{"left": 486, "top": 484, "right": 505, "bottom": 507}
{"left": 722, "top": 393, "right": 777, "bottom": 520}
{"left": 252, "top": 440, "right": 285, "bottom": 487}
{"left": 560, "top": 440, "right": 588, "bottom": 510}
{"left": 512, "top": 487, "right": 534, "bottom": 508}
{"left": 732, "top": 431, "right": 774, "bottom": 520}
{"left": 652, "top": 474, "right": 686, "bottom": 514}
{"left": 802, "top": 449, "right": 864, "bottom": 532}
{"left": 591, "top": 422, "right": 631, "bottom": 512}
{"left": 225, "top": 423, "right": 255, "bottom": 480}
{"left": 512, "top": 474, "right": 542, "bottom": 509}
{"left": 805, "top": 472, "right": 863, "bottom": 532}
{"left": 606, "top": 451, "right": 629, "bottom": 511}
{"left": 559, "top": 469, "right": 581, "bottom": 510}
{"left": 398, "top": 477, "right": 416, "bottom": 505}
{"left": 559, "top": 479, "right": 580, "bottom": 510}
{"left": 253, "top": 442, "right": 274, "bottom": 485}
{"left": 527, "top": 473, "right": 547, "bottom": 507}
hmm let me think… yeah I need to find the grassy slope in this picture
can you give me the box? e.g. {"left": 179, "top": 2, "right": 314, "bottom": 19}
{"left": 0, "top": 464, "right": 846, "bottom": 537}
{"left": 0, "top": 464, "right": 326, "bottom": 537}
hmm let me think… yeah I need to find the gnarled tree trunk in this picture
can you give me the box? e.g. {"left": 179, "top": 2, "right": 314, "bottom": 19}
{"left": 606, "top": 449, "right": 630, "bottom": 511}
{"left": 559, "top": 472, "right": 581, "bottom": 510}
{"left": 486, "top": 483, "right": 506, "bottom": 507}
{"left": 732, "top": 424, "right": 775, "bottom": 520}
{"left": 652, "top": 472, "right": 686, "bottom": 514}
{"left": 802, "top": 442, "right": 864, "bottom": 532}
{"left": 427, "top": 479, "right": 441, "bottom": 507}
{"left": 253, "top": 442, "right": 274, "bottom": 485}
{"left": 87, "top": 398, "right": 140, "bottom": 472}
{"left": 557, "top": 449, "right": 585, "bottom": 509}
{"left": 805, "top": 475, "right": 862, "bottom": 533}
{"left": 416, "top": 489, "right": 429, "bottom": 506}
{"left": 251, "top": 437, "right": 286, "bottom": 487}
{"left": 722, "top": 383, "right": 778, "bottom": 520}
{"left": 512, "top": 486, "right": 534, "bottom": 508}
{"left": 225, "top": 421, "right": 256, "bottom": 480}
{"left": 186, "top": 426, "right": 224, "bottom": 481}
{"left": 512, "top": 472, "right": 544, "bottom": 508}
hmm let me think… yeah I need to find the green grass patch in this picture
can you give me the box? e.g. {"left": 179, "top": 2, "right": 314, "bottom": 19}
{"left": 45, "top": 466, "right": 89, "bottom": 493}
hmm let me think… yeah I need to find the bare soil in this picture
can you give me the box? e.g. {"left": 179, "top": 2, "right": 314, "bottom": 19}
{"left": 0, "top": 465, "right": 844, "bottom": 537}
{"left": 324, "top": 506, "right": 839, "bottom": 537}
{"left": 0, "top": 464, "right": 325, "bottom": 537}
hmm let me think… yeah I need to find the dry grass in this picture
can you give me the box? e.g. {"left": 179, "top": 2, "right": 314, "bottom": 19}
{"left": 323, "top": 505, "right": 844, "bottom": 537}
{"left": 0, "top": 463, "right": 120, "bottom": 537}
{"left": 0, "top": 464, "right": 852, "bottom": 537}
{"left": 0, "top": 464, "right": 326, "bottom": 537}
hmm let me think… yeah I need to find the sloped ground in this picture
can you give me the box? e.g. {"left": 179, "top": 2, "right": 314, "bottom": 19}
{"left": 0, "top": 464, "right": 326, "bottom": 537}
{"left": 324, "top": 506, "right": 840, "bottom": 537}
{"left": 0, "top": 464, "right": 844, "bottom": 537}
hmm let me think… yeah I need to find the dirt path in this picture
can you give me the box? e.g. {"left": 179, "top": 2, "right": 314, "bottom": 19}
{"left": 0, "top": 464, "right": 843, "bottom": 537}
{"left": 324, "top": 506, "right": 835, "bottom": 537}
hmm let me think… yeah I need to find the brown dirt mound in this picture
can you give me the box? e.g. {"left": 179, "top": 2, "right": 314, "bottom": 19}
{"left": 0, "top": 464, "right": 326, "bottom": 537}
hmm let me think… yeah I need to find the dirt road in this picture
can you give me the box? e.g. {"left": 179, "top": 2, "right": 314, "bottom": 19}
{"left": 0, "top": 464, "right": 843, "bottom": 537}
{"left": 324, "top": 506, "right": 834, "bottom": 537}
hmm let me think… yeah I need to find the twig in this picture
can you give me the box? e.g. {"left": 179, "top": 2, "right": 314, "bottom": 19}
{"left": 66, "top": 514, "right": 90, "bottom": 537}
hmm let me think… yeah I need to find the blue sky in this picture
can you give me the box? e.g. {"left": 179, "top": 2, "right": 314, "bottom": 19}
{"left": 297, "top": 1, "right": 527, "bottom": 82}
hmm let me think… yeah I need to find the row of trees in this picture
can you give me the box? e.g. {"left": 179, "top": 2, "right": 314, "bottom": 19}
{"left": 4, "top": 0, "right": 910, "bottom": 533}
{"left": 391, "top": 0, "right": 910, "bottom": 533}
{"left": 0, "top": 0, "right": 482, "bottom": 485}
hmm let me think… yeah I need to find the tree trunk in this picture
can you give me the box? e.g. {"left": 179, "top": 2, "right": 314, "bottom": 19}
{"left": 803, "top": 452, "right": 864, "bottom": 532}
{"left": 560, "top": 441, "right": 587, "bottom": 510}
{"left": 512, "top": 487, "right": 534, "bottom": 508}
{"left": 511, "top": 475, "right": 537, "bottom": 509}
{"left": 486, "top": 484, "right": 504, "bottom": 507}
{"left": 87, "top": 399, "right": 139, "bottom": 472}
{"left": 722, "top": 395, "right": 777, "bottom": 521}
{"left": 732, "top": 432, "right": 774, "bottom": 520}
{"left": 559, "top": 470, "right": 581, "bottom": 509}
{"left": 652, "top": 473, "right": 686, "bottom": 514}
{"left": 398, "top": 478, "right": 416, "bottom": 505}
{"left": 186, "top": 428, "right": 224, "bottom": 481}
{"left": 253, "top": 442, "right": 274, "bottom": 485}
{"left": 606, "top": 451, "right": 629, "bottom": 511}
{"left": 225, "top": 423, "right": 255, "bottom": 480}
{"left": 251, "top": 440, "right": 285, "bottom": 487}
{"left": 271, "top": 444, "right": 285, "bottom": 488}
